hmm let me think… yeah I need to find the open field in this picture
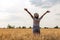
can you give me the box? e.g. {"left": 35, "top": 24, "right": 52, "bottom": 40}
{"left": 0, "top": 29, "right": 60, "bottom": 40}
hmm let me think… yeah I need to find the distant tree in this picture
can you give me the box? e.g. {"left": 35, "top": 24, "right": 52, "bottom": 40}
{"left": 22, "top": 26, "right": 26, "bottom": 29}
{"left": 7, "top": 24, "right": 15, "bottom": 29}
{"left": 44, "top": 27, "right": 48, "bottom": 29}
{"left": 12, "top": 26, "right": 15, "bottom": 28}
{"left": 16, "top": 26, "right": 21, "bottom": 29}
{"left": 28, "top": 26, "right": 32, "bottom": 29}
{"left": 7, "top": 24, "right": 11, "bottom": 28}
{"left": 54, "top": 26, "right": 59, "bottom": 28}
{"left": 18, "top": 26, "right": 21, "bottom": 29}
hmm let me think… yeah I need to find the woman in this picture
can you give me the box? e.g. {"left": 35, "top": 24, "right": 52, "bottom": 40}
{"left": 24, "top": 8, "right": 50, "bottom": 35}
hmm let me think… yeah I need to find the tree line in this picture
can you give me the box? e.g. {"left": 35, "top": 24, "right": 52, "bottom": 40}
{"left": 7, "top": 24, "right": 32, "bottom": 29}
{"left": 3, "top": 24, "right": 60, "bottom": 29}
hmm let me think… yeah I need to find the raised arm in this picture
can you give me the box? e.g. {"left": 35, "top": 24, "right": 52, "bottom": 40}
{"left": 39, "top": 11, "right": 50, "bottom": 20}
{"left": 24, "top": 8, "right": 33, "bottom": 19}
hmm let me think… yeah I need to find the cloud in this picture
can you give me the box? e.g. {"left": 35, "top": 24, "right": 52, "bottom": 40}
{"left": 0, "top": 0, "right": 60, "bottom": 27}
{"left": 6, "top": 15, "right": 25, "bottom": 22}
{"left": 30, "top": 0, "right": 60, "bottom": 8}
{"left": 0, "top": 0, "right": 29, "bottom": 13}
{"left": 55, "top": 13, "right": 60, "bottom": 15}
{"left": 0, "top": 0, "right": 31, "bottom": 27}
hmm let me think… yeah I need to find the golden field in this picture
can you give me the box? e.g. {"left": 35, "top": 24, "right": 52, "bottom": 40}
{"left": 0, "top": 28, "right": 60, "bottom": 40}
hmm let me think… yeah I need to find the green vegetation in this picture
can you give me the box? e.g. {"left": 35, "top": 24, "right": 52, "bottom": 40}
{"left": 7, "top": 24, "right": 15, "bottom": 29}
{"left": 3, "top": 24, "right": 59, "bottom": 29}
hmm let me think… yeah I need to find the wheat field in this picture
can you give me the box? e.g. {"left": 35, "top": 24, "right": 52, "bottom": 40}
{"left": 0, "top": 28, "right": 60, "bottom": 40}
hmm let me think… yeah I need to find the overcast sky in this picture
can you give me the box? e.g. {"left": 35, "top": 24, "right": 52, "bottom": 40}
{"left": 0, "top": 0, "right": 60, "bottom": 28}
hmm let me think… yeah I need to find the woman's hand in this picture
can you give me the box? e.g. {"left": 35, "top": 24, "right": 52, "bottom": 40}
{"left": 24, "top": 8, "right": 28, "bottom": 11}
{"left": 46, "top": 11, "right": 50, "bottom": 13}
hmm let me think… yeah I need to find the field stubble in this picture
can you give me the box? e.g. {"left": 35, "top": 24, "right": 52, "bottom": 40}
{"left": 0, "top": 29, "right": 60, "bottom": 40}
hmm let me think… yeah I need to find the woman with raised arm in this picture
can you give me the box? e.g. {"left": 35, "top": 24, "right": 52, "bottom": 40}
{"left": 24, "top": 8, "right": 50, "bottom": 35}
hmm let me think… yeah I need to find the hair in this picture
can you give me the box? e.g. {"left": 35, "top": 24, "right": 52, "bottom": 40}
{"left": 34, "top": 13, "right": 39, "bottom": 19}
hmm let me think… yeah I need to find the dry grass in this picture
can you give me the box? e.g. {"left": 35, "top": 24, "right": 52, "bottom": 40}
{"left": 0, "top": 28, "right": 60, "bottom": 40}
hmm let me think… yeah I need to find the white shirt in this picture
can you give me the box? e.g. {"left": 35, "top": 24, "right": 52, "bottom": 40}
{"left": 33, "top": 18, "right": 40, "bottom": 27}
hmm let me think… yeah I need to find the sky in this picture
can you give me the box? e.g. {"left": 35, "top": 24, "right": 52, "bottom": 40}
{"left": 0, "top": 0, "right": 60, "bottom": 28}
